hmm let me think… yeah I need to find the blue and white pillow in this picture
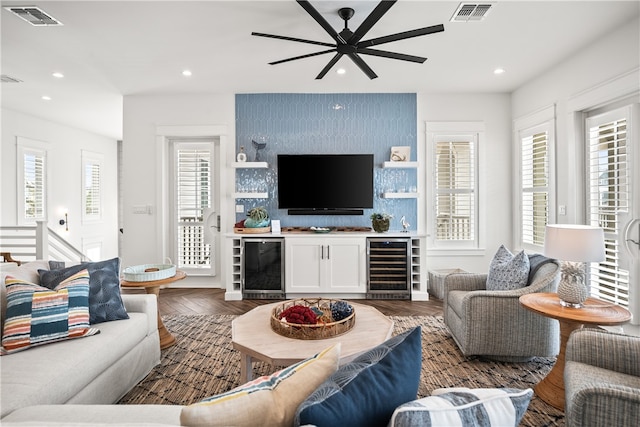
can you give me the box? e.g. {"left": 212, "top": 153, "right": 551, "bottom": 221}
{"left": 486, "top": 245, "right": 530, "bottom": 291}
{"left": 389, "top": 387, "right": 533, "bottom": 427}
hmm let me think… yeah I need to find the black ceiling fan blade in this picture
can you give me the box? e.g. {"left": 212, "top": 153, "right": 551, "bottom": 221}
{"left": 269, "top": 49, "right": 336, "bottom": 66}
{"left": 316, "top": 53, "right": 344, "bottom": 79}
{"left": 297, "top": 1, "right": 346, "bottom": 44}
{"left": 348, "top": 0, "right": 397, "bottom": 44}
{"left": 358, "top": 48, "right": 426, "bottom": 63}
{"left": 252, "top": 32, "right": 335, "bottom": 48}
{"left": 348, "top": 53, "right": 378, "bottom": 80}
{"left": 359, "top": 24, "right": 445, "bottom": 48}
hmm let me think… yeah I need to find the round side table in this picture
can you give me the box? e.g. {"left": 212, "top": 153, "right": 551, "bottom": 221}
{"left": 519, "top": 292, "right": 631, "bottom": 410}
{"left": 121, "top": 270, "right": 186, "bottom": 350}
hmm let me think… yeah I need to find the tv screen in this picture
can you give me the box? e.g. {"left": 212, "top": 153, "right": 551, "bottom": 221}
{"left": 277, "top": 154, "right": 374, "bottom": 214}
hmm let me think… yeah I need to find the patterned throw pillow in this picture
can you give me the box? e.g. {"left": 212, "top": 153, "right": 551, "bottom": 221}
{"left": 389, "top": 387, "right": 533, "bottom": 427}
{"left": 180, "top": 344, "right": 340, "bottom": 427}
{"left": 39, "top": 257, "right": 128, "bottom": 324}
{"left": 486, "top": 245, "right": 530, "bottom": 291}
{"left": 1, "top": 270, "right": 99, "bottom": 355}
{"left": 294, "top": 327, "right": 422, "bottom": 427}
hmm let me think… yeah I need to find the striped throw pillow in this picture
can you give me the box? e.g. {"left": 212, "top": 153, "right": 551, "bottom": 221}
{"left": 389, "top": 387, "right": 533, "bottom": 427}
{"left": 1, "top": 269, "right": 98, "bottom": 355}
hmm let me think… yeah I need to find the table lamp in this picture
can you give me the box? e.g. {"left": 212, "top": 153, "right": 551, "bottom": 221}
{"left": 544, "top": 224, "right": 605, "bottom": 308}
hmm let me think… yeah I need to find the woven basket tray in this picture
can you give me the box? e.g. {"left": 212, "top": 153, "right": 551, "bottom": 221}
{"left": 123, "top": 264, "right": 176, "bottom": 282}
{"left": 233, "top": 226, "right": 271, "bottom": 234}
{"left": 270, "top": 298, "right": 356, "bottom": 340}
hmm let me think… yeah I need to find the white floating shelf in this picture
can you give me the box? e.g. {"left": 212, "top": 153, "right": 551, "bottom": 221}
{"left": 233, "top": 192, "right": 269, "bottom": 199}
{"left": 382, "top": 192, "right": 418, "bottom": 199}
{"left": 231, "top": 162, "right": 268, "bottom": 168}
{"left": 382, "top": 161, "right": 418, "bottom": 169}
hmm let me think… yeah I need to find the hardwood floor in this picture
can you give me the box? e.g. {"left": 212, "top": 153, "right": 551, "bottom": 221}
{"left": 123, "top": 288, "right": 443, "bottom": 317}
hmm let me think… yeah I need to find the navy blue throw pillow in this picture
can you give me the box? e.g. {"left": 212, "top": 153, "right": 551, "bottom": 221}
{"left": 39, "top": 257, "right": 128, "bottom": 324}
{"left": 295, "top": 326, "right": 422, "bottom": 427}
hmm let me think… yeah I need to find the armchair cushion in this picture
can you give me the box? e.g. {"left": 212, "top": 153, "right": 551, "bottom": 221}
{"left": 486, "top": 245, "right": 530, "bottom": 291}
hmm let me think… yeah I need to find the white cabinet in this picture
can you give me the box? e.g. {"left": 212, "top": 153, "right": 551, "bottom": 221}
{"left": 285, "top": 237, "right": 366, "bottom": 294}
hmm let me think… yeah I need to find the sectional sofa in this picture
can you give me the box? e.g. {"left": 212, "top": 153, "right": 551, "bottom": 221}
{"left": 0, "top": 259, "right": 161, "bottom": 420}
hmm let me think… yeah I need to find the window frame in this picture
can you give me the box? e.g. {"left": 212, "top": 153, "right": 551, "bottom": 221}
{"left": 81, "top": 150, "right": 104, "bottom": 224}
{"left": 426, "top": 122, "right": 483, "bottom": 252}
{"left": 513, "top": 106, "right": 556, "bottom": 253}
{"left": 17, "top": 137, "right": 49, "bottom": 225}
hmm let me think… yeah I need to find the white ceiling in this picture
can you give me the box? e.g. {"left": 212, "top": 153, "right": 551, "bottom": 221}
{"left": 2, "top": 0, "right": 639, "bottom": 140}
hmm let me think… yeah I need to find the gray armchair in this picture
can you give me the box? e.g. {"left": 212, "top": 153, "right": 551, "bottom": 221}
{"left": 443, "top": 260, "right": 561, "bottom": 362}
{"left": 565, "top": 328, "right": 640, "bottom": 427}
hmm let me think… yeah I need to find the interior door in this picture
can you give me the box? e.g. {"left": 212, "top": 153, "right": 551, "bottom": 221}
{"left": 586, "top": 104, "right": 639, "bottom": 324}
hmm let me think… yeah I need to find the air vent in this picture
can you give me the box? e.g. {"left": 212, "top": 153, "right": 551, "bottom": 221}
{"left": 4, "top": 6, "right": 63, "bottom": 26}
{"left": 1, "top": 74, "right": 23, "bottom": 83}
{"left": 450, "top": 3, "right": 494, "bottom": 22}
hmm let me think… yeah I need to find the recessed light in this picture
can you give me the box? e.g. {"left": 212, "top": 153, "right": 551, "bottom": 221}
{"left": 494, "top": 68, "right": 505, "bottom": 75}
{"left": 336, "top": 68, "right": 346, "bottom": 75}
{"left": 182, "top": 70, "right": 192, "bottom": 77}
{"left": 52, "top": 72, "right": 64, "bottom": 78}
{"left": 42, "top": 95, "right": 52, "bottom": 101}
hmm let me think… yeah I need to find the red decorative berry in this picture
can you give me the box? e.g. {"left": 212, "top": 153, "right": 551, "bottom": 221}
{"left": 279, "top": 305, "right": 317, "bottom": 325}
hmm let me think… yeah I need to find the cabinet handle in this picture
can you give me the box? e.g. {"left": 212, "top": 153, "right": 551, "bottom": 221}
{"left": 321, "top": 245, "right": 324, "bottom": 260}
{"left": 326, "top": 245, "right": 330, "bottom": 259}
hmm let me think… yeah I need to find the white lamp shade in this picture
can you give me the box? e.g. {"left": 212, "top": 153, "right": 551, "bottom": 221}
{"left": 544, "top": 224, "right": 605, "bottom": 262}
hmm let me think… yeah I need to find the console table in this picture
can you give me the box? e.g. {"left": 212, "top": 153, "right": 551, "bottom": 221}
{"left": 519, "top": 292, "right": 631, "bottom": 410}
{"left": 121, "top": 270, "right": 187, "bottom": 350}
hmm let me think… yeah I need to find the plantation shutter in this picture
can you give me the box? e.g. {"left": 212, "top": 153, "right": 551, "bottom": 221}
{"left": 587, "top": 112, "right": 629, "bottom": 307}
{"left": 24, "top": 149, "right": 46, "bottom": 220}
{"left": 521, "top": 131, "right": 549, "bottom": 247}
{"left": 435, "top": 140, "right": 474, "bottom": 241}
{"left": 176, "top": 146, "right": 212, "bottom": 268}
{"left": 84, "top": 162, "right": 101, "bottom": 217}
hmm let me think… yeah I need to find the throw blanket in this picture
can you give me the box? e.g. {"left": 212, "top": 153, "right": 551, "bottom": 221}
{"left": 527, "top": 254, "right": 556, "bottom": 285}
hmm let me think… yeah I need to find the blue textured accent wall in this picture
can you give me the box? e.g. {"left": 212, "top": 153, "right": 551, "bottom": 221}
{"left": 235, "top": 93, "right": 417, "bottom": 230}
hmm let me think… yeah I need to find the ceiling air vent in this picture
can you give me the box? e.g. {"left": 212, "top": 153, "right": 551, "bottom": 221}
{"left": 4, "top": 6, "right": 63, "bottom": 26}
{"left": 1, "top": 74, "right": 23, "bottom": 83}
{"left": 450, "top": 3, "right": 494, "bottom": 22}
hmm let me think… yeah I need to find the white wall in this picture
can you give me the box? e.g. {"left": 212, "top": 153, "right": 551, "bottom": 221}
{"left": 418, "top": 93, "right": 513, "bottom": 273}
{"left": 512, "top": 16, "right": 640, "bottom": 223}
{"left": 1, "top": 108, "right": 119, "bottom": 259}
{"left": 121, "top": 94, "right": 235, "bottom": 286}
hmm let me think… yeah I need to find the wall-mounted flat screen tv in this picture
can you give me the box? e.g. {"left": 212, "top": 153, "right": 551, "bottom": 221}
{"left": 277, "top": 154, "right": 374, "bottom": 215}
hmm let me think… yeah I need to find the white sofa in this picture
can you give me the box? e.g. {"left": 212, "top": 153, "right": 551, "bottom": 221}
{"left": 0, "top": 260, "right": 161, "bottom": 420}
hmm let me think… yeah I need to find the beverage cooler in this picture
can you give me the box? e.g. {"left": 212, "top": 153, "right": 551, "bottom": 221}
{"left": 366, "top": 238, "right": 411, "bottom": 299}
{"left": 241, "top": 238, "right": 285, "bottom": 299}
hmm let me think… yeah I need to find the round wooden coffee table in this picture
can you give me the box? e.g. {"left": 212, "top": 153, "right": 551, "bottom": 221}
{"left": 121, "top": 270, "right": 186, "bottom": 350}
{"left": 232, "top": 301, "right": 394, "bottom": 383}
{"left": 519, "top": 292, "right": 631, "bottom": 410}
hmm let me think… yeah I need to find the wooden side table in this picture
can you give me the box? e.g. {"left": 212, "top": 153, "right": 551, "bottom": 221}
{"left": 121, "top": 270, "right": 186, "bottom": 350}
{"left": 519, "top": 292, "right": 631, "bottom": 410}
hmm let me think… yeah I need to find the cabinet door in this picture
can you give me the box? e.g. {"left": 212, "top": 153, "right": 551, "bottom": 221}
{"left": 325, "top": 238, "right": 365, "bottom": 292}
{"left": 285, "top": 239, "right": 323, "bottom": 292}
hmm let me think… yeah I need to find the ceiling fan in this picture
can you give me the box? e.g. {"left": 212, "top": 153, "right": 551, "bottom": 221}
{"left": 252, "top": 0, "right": 445, "bottom": 80}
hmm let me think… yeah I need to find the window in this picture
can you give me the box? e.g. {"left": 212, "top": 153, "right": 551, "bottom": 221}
{"left": 173, "top": 141, "right": 215, "bottom": 272}
{"left": 520, "top": 126, "right": 550, "bottom": 248}
{"left": 587, "top": 107, "right": 631, "bottom": 308}
{"left": 426, "top": 122, "right": 482, "bottom": 250}
{"left": 17, "top": 138, "right": 48, "bottom": 224}
{"left": 82, "top": 151, "right": 103, "bottom": 222}
{"left": 513, "top": 106, "right": 555, "bottom": 252}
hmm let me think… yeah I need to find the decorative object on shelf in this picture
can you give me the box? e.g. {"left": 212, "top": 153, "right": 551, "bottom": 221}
{"left": 236, "top": 146, "right": 247, "bottom": 162}
{"left": 401, "top": 215, "right": 410, "bottom": 232}
{"left": 270, "top": 298, "right": 356, "bottom": 340}
{"left": 310, "top": 226, "right": 331, "bottom": 234}
{"left": 233, "top": 206, "right": 271, "bottom": 233}
{"left": 252, "top": 137, "right": 267, "bottom": 162}
{"left": 370, "top": 212, "right": 393, "bottom": 233}
{"left": 544, "top": 224, "right": 605, "bottom": 308}
{"left": 390, "top": 146, "right": 410, "bottom": 162}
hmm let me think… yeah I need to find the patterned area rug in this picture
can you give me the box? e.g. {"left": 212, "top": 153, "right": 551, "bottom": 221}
{"left": 118, "top": 314, "right": 565, "bottom": 426}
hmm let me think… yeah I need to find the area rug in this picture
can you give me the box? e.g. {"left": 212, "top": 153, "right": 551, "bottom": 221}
{"left": 118, "top": 314, "right": 565, "bottom": 426}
